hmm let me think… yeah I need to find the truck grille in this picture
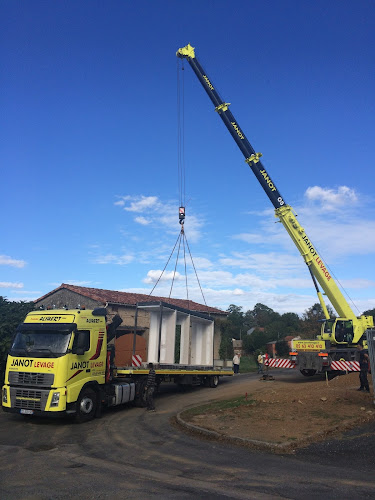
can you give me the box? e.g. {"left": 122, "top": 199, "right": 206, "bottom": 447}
{"left": 10, "top": 388, "right": 50, "bottom": 411}
{"left": 8, "top": 371, "right": 54, "bottom": 387}
{"left": 14, "top": 389, "right": 42, "bottom": 410}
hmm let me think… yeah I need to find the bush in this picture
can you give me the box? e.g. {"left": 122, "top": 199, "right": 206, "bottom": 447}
{"left": 0, "top": 297, "right": 34, "bottom": 382}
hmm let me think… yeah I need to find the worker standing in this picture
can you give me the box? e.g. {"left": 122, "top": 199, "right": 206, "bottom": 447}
{"left": 233, "top": 353, "right": 240, "bottom": 374}
{"left": 357, "top": 343, "right": 370, "bottom": 392}
{"left": 257, "top": 353, "right": 264, "bottom": 374}
{"left": 145, "top": 363, "right": 156, "bottom": 411}
{"left": 264, "top": 352, "right": 269, "bottom": 376}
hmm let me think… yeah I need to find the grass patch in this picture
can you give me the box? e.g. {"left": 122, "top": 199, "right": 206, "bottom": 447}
{"left": 182, "top": 395, "right": 256, "bottom": 419}
{"left": 238, "top": 356, "right": 258, "bottom": 373}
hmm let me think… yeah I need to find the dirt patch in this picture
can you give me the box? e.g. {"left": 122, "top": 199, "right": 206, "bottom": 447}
{"left": 180, "top": 372, "right": 375, "bottom": 450}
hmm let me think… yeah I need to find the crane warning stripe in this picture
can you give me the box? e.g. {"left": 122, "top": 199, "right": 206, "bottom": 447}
{"left": 331, "top": 360, "right": 360, "bottom": 372}
{"left": 266, "top": 358, "right": 296, "bottom": 369}
{"left": 264, "top": 359, "right": 360, "bottom": 371}
{"left": 132, "top": 355, "right": 142, "bottom": 367}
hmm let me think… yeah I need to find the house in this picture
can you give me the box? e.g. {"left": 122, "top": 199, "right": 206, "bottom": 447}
{"left": 34, "top": 283, "right": 227, "bottom": 361}
{"left": 232, "top": 339, "right": 243, "bottom": 356}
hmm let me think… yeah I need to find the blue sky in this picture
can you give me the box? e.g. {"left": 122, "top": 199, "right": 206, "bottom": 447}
{"left": 1, "top": 0, "right": 374, "bottom": 316}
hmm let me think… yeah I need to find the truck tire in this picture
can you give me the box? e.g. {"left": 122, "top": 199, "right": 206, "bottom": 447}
{"left": 75, "top": 387, "right": 97, "bottom": 423}
{"left": 300, "top": 369, "right": 316, "bottom": 377}
{"left": 209, "top": 375, "right": 219, "bottom": 388}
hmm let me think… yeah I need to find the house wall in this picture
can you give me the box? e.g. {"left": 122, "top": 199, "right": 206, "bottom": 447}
{"left": 36, "top": 289, "right": 99, "bottom": 311}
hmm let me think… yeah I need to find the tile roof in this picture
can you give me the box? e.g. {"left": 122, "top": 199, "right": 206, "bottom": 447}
{"left": 35, "top": 283, "right": 226, "bottom": 315}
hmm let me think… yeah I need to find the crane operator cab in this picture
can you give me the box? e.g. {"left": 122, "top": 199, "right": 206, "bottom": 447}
{"left": 322, "top": 319, "right": 354, "bottom": 344}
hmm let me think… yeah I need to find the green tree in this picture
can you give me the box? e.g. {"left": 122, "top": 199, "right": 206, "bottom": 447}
{"left": 275, "top": 340, "right": 290, "bottom": 357}
{"left": 362, "top": 308, "right": 375, "bottom": 318}
{"left": 300, "top": 302, "right": 335, "bottom": 339}
{"left": 247, "top": 303, "right": 280, "bottom": 327}
{"left": 242, "top": 327, "right": 274, "bottom": 355}
{"left": 0, "top": 297, "right": 34, "bottom": 382}
{"left": 242, "top": 333, "right": 254, "bottom": 355}
{"left": 217, "top": 319, "right": 235, "bottom": 360}
{"left": 226, "top": 304, "right": 244, "bottom": 330}
{"left": 280, "top": 312, "right": 300, "bottom": 335}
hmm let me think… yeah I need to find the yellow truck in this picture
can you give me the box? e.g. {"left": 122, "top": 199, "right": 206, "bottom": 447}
{"left": 2, "top": 304, "right": 232, "bottom": 421}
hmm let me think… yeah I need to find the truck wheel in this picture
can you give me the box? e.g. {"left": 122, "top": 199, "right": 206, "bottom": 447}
{"left": 300, "top": 369, "right": 316, "bottom": 377}
{"left": 75, "top": 387, "right": 97, "bottom": 423}
{"left": 209, "top": 375, "right": 219, "bottom": 388}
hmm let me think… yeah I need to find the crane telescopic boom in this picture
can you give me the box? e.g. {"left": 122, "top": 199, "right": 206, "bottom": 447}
{"left": 177, "top": 43, "right": 373, "bottom": 346}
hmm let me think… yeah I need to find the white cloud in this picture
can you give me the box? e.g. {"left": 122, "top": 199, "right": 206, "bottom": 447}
{"left": 233, "top": 233, "right": 267, "bottom": 244}
{"left": 109, "top": 184, "right": 375, "bottom": 316}
{"left": 0, "top": 255, "right": 26, "bottom": 268}
{"left": 144, "top": 270, "right": 183, "bottom": 284}
{"left": 0, "top": 282, "right": 24, "bottom": 289}
{"left": 6, "top": 295, "right": 40, "bottom": 302}
{"left": 219, "top": 252, "right": 302, "bottom": 275}
{"left": 127, "top": 283, "right": 318, "bottom": 315}
{"left": 291, "top": 209, "right": 375, "bottom": 258}
{"left": 232, "top": 184, "right": 375, "bottom": 260}
{"left": 92, "top": 254, "right": 134, "bottom": 265}
{"left": 187, "top": 256, "right": 214, "bottom": 269}
{"left": 123, "top": 195, "right": 159, "bottom": 213}
{"left": 339, "top": 278, "right": 375, "bottom": 289}
{"left": 135, "top": 216, "right": 151, "bottom": 225}
{"left": 305, "top": 185, "right": 358, "bottom": 210}
{"left": 115, "top": 194, "right": 204, "bottom": 243}
{"left": 117, "top": 280, "right": 375, "bottom": 316}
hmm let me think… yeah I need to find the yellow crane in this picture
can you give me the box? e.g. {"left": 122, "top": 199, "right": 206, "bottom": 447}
{"left": 177, "top": 44, "right": 373, "bottom": 373}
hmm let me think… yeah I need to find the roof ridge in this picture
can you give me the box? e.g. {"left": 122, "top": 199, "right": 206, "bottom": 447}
{"left": 35, "top": 283, "right": 225, "bottom": 314}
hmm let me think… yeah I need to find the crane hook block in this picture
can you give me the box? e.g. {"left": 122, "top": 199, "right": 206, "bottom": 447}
{"left": 245, "top": 152, "right": 263, "bottom": 164}
{"left": 179, "top": 206, "right": 185, "bottom": 224}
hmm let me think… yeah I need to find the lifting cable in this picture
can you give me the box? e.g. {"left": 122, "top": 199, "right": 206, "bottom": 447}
{"left": 177, "top": 58, "right": 186, "bottom": 210}
{"left": 310, "top": 241, "right": 361, "bottom": 316}
{"left": 149, "top": 60, "right": 208, "bottom": 310}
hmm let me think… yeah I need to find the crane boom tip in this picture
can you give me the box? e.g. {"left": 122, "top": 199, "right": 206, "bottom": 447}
{"left": 177, "top": 43, "right": 195, "bottom": 59}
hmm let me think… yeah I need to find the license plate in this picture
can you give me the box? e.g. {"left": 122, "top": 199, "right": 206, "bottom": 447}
{"left": 20, "top": 409, "right": 34, "bottom": 415}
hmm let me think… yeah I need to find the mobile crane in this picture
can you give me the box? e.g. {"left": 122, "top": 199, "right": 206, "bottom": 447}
{"left": 177, "top": 43, "right": 374, "bottom": 374}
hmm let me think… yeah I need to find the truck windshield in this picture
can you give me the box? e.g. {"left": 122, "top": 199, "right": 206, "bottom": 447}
{"left": 10, "top": 329, "right": 73, "bottom": 358}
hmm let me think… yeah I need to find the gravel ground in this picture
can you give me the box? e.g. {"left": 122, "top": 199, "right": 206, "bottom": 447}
{"left": 180, "top": 371, "right": 375, "bottom": 451}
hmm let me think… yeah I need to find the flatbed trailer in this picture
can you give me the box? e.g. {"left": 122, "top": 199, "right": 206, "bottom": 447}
{"left": 2, "top": 307, "right": 233, "bottom": 421}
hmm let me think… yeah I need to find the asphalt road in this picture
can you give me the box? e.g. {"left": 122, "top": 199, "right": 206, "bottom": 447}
{"left": 1, "top": 371, "right": 375, "bottom": 499}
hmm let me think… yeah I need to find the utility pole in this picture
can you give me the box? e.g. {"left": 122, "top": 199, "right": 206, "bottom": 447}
{"left": 366, "top": 329, "right": 375, "bottom": 404}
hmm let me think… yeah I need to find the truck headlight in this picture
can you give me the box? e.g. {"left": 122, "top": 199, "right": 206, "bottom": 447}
{"left": 2, "top": 387, "right": 8, "bottom": 404}
{"left": 50, "top": 392, "right": 60, "bottom": 407}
